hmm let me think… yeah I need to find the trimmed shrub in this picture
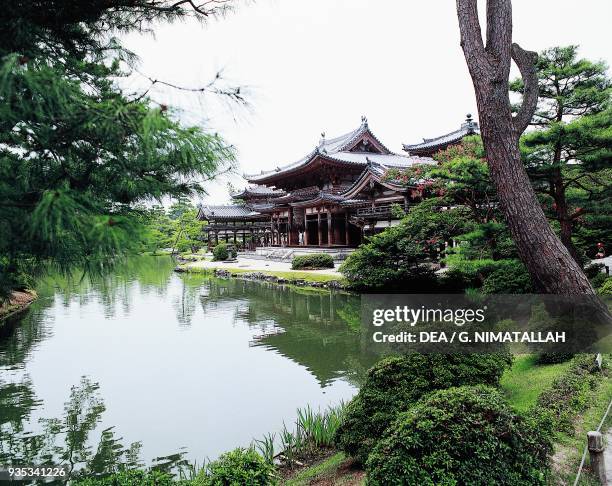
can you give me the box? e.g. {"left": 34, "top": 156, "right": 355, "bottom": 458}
{"left": 366, "top": 386, "right": 551, "bottom": 486}
{"left": 291, "top": 253, "right": 334, "bottom": 270}
{"left": 211, "top": 243, "right": 229, "bottom": 261}
{"left": 195, "top": 448, "right": 277, "bottom": 486}
{"left": 481, "top": 264, "right": 533, "bottom": 294}
{"left": 334, "top": 353, "right": 513, "bottom": 463}
{"left": 439, "top": 257, "right": 533, "bottom": 292}
{"left": 74, "top": 470, "right": 175, "bottom": 485}
{"left": 536, "top": 354, "right": 604, "bottom": 433}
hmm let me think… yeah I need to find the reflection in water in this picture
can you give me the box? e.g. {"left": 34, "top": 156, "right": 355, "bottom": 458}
{"left": 0, "top": 257, "right": 374, "bottom": 470}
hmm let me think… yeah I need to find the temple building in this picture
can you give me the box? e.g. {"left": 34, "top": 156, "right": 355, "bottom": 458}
{"left": 198, "top": 115, "right": 479, "bottom": 251}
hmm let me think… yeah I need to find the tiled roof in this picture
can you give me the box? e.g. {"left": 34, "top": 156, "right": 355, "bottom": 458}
{"left": 244, "top": 118, "right": 397, "bottom": 183}
{"left": 232, "top": 185, "right": 285, "bottom": 198}
{"left": 198, "top": 205, "right": 263, "bottom": 220}
{"left": 403, "top": 116, "right": 480, "bottom": 154}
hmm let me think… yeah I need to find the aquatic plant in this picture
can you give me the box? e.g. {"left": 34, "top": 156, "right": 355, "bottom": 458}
{"left": 254, "top": 432, "right": 276, "bottom": 464}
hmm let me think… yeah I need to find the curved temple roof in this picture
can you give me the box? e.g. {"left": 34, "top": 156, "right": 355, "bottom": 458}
{"left": 403, "top": 114, "right": 480, "bottom": 155}
{"left": 244, "top": 117, "right": 400, "bottom": 185}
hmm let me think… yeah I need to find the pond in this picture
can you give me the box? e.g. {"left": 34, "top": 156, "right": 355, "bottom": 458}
{"left": 0, "top": 256, "right": 375, "bottom": 473}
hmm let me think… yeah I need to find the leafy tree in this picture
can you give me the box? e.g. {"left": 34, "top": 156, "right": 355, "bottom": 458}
{"left": 0, "top": 1, "right": 237, "bottom": 299}
{"left": 340, "top": 200, "right": 473, "bottom": 290}
{"left": 512, "top": 46, "right": 612, "bottom": 262}
{"left": 430, "top": 136, "right": 497, "bottom": 224}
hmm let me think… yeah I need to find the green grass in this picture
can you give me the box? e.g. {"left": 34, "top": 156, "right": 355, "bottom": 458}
{"left": 500, "top": 354, "right": 573, "bottom": 412}
{"left": 284, "top": 452, "right": 348, "bottom": 486}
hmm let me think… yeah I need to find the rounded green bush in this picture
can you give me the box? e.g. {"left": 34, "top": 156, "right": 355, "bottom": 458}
{"left": 195, "top": 448, "right": 277, "bottom": 486}
{"left": 334, "top": 352, "right": 513, "bottom": 463}
{"left": 212, "top": 243, "right": 229, "bottom": 261}
{"left": 366, "top": 386, "right": 551, "bottom": 486}
{"left": 481, "top": 264, "right": 533, "bottom": 294}
{"left": 291, "top": 253, "right": 334, "bottom": 270}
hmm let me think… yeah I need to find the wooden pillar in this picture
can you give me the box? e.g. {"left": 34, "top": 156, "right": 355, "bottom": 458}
{"left": 317, "top": 211, "right": 322, "bottom": 246}
{"left": 327, "top": 209, "right": 333, "bottom": 246}
{"left": 588, "top": 431, "right": 607, "bottom": 485}
{"left": 288, "top": 207, "right": 294, "bottom": 246}
{"left": 215, "top": 231, "right": 219, "bottom": 245}
{"left": 304, "top": 215, "right": 309, "bottom": 246}
{"left": 345, "top": 211, "right": 350, "bottom": 246}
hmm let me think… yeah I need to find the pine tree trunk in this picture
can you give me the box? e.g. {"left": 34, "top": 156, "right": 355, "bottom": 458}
{"left": 551, "top": 166, "right": 581, "bottom": 264}
{"left": 456, "top": 0, "right": 594, "bottom": 295}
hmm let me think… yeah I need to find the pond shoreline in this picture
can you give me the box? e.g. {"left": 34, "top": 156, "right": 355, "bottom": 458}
{"left": 175, "top": 265, "right": 348, "bottom": 291}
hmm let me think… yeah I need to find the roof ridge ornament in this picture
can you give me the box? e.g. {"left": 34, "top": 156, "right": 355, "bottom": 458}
{"left": 361, "top": 115, "right": 368, "bottom": 127}
{"left": 318, "top": 132, "right": 327, "bottom": 153}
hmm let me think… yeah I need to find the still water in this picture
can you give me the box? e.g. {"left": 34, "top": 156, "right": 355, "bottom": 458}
{"left": 0, "top": 256, "right": 374, "bottom": 472}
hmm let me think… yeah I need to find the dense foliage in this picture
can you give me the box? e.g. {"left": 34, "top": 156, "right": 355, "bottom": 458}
{"left": 75, "top": 470, "right": 177, "bottom": 486}
{"left": 0, "top": 1, "right": 236, "bottom": 299}
{"left": 194, "top": 448, "right": 277, "bottom": 486}
{"left": 366, "top": 386, "right": 551, "bottom": 486}
{"left": 143, "top": 200, "right": 206, "bottom": 254}
{"left": 334, "top": 353, "right": 513, "bottom": 463}
{"left": 291, "top": 253, "right": 334, "bottom": 270}
{"left": 340, "top": 200, "right": 473, "bottom": 290}
{"left": 512, "top": 46, "right": 612, "bottom": 262}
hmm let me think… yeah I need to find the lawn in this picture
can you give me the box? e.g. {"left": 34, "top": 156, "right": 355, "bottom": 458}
{"left": 500, "top": 354, "right": 573, "bottom": 412}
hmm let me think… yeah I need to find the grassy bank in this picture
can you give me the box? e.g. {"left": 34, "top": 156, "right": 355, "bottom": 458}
{"left": 500, "top": 354, "right": 574, "bottom": 412}
{"left": 177, "top": 264, "right": 346, "bottom": 287}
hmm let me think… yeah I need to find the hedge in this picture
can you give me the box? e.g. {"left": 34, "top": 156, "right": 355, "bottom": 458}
{"left": 291, "top": 253, "right": 334, "bottom": 270}
{"left": 535, "top": 354, "right": 605, "bottom": 433}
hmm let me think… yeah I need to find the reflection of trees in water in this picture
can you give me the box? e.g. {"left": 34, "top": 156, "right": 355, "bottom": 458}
{"left": 37, "top": 257, "right": 177, "bottom": 319}
{"left": 0, "top": 377, "right": 146, "bottom": 482}
{"left": 200, "top": 279, "right": 377, "bottom": 387}
{"left": 172, "top": 273, "right": 211, "bottom": 327}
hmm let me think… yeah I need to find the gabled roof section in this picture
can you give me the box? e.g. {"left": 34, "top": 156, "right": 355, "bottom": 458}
{"left": 244, "top": 117, "right": 395, "bottom": 184}
{"left": 403, "top": 114, "right": 480, "bottom": 155}
{"left": 197, "top": 205, "right": 265, "bottom": 221}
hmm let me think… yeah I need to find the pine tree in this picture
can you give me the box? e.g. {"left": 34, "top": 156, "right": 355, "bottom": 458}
{"left": 511, "top": 46, "right": 612, "bottom": 262}
{"left": 0, "top": 1, "right": 237, "bottom": 299}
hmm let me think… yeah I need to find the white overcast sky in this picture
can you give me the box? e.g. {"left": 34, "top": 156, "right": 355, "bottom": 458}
{"left": 120, "top": 0, "right": 612, "bottom": 204}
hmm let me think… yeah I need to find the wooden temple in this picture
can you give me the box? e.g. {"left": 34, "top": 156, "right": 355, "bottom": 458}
{"left": 198, "top": 116, "right": 478, "bottom": 249}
